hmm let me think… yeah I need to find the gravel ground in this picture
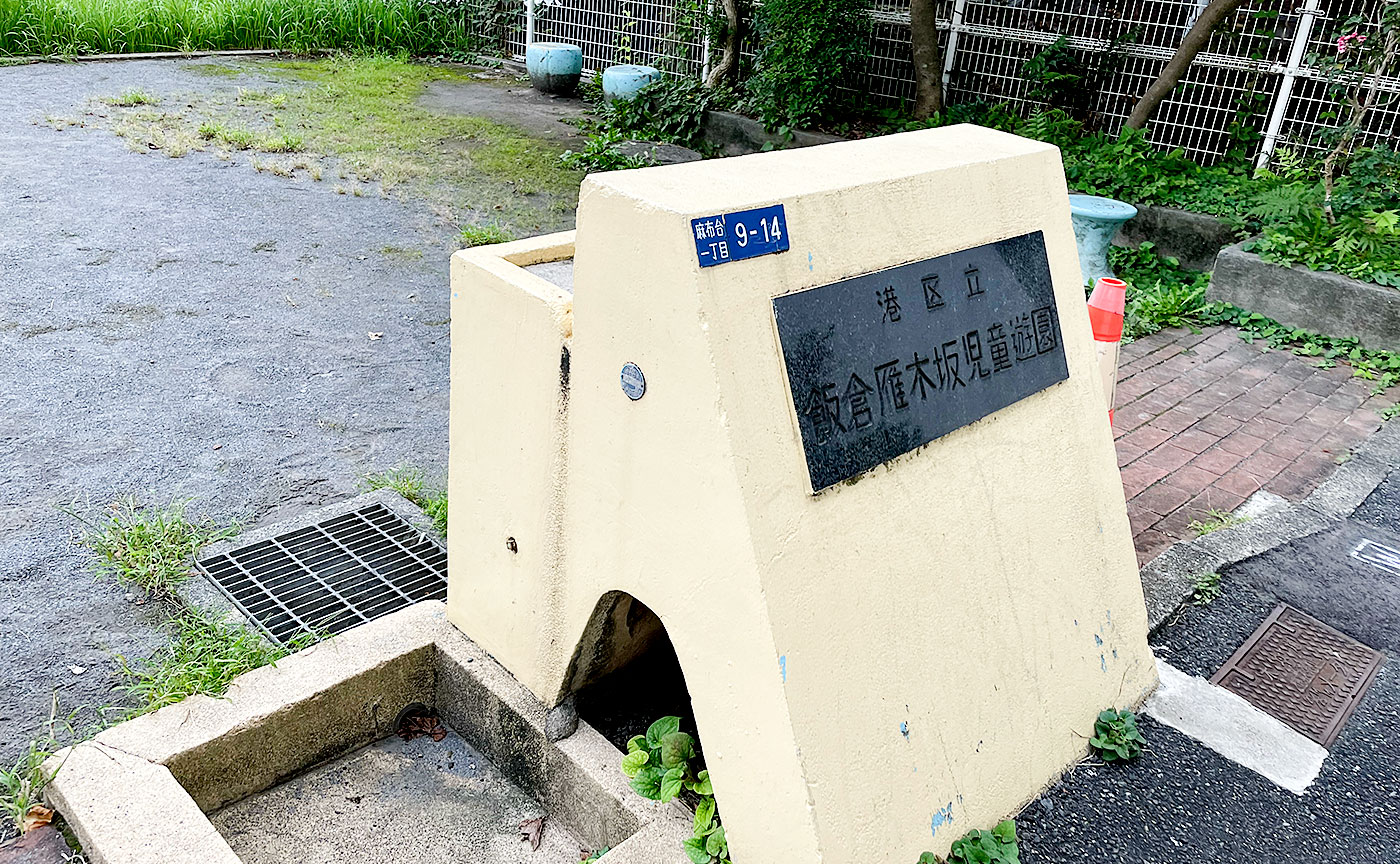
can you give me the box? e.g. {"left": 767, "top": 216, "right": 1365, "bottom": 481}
{"left": 0, "top": 58, "right": 564, "bottom": 765}
{"left": 1017, "top": 475, "right": 1400, "bottom": 863}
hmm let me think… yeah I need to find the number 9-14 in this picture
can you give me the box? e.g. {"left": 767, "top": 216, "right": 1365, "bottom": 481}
{"left": 734, "top": 216, "right": 783, "bottom": 247}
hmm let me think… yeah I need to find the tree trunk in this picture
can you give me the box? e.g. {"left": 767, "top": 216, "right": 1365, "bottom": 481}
{"left": 1125, "top": 0, "right": 1247, "bottom": 130}
{"left": 704, "top": 0, "right": 745, "bottom": 90}
{"left": 910, "top": 0, "right": 944, "bottom": 119}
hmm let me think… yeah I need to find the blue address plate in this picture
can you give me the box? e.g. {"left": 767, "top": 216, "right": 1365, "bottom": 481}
{"left": 692, "top": 204, "right": 790, "bottom": 268}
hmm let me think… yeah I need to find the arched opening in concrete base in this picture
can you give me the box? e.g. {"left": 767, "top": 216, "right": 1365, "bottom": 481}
{"left": 563, "top": 591, "right": 697, "bottom": 751}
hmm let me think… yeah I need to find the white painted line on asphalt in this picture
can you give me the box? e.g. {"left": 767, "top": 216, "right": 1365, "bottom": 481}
{"left": 1145, "top": 658, "right": 1328, "bottom": 795}
{"left": 1352, "top": 539, "right": 1400, "bottom": 576}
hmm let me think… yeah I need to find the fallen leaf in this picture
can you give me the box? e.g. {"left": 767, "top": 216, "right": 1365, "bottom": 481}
{"left": 22, "top": 804, "right": 53, "bottom": 833}
{"left": 396, "top": 712, "right": 448, "bottom": 743}
{"left": 519, "top": 816, "right": 544, "bottom": 851}
{"left": 368, "top": 332, "right": 383, "bottom": 341}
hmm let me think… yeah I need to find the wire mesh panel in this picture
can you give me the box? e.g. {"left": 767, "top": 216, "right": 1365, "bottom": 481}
{"left": 522, "top": 0, "right": 709, "bottom": 74}
{"left": 1272, "top": 0, "right": 1400, "bottom": 158}
{"left": 199, "top": 503, "right": 448, "bottom": 646}
{"left": 472, "top": 0, "right": 1399, "bottom": 165}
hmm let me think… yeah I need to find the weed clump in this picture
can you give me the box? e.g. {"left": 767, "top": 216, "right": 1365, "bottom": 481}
{"left": 459, "top": 222, "right": 513, "bottom": 248}
{"left": 106, "top": 89, "right": 156, "bottom": 107}
{"left": 70, "top": 498, "right": 236, "bottom": 601}
{"left": 115, "top": 608, "right": 308, "bottom": 720}
{"left": 1089, "top": 708, "right": 1145, "bottom": 763}
{"left": 364, "top": 466, "right": 447, "bottom": 536}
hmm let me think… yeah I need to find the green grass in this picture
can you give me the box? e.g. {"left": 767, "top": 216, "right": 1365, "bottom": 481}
{"left": 1187, "top": 509, "right": 1248, "bottom": 536}
{"left": 258, "top": 132, "right": 304, "bottom": 152}
{"left": 0, "top": 0, "right": 478, "bottom": 57}
{"left": 0, "top": 698, "right": 71, "bottom": 837}
{"left": 69, "top": 499, "right": 237, "bottom": 600}
{"left": 1, "top": 737, "right": 59, "bottom": 836}
{"left": 94, "top": 56, "right": 583, "bottom": 231}
{"left": 460, "top": 222, "right": 513, "bottom": 247}
{"left": 106, "top": 88, "right": 156, "bottom": 106}
{"left": 198, "top": 121, "right": 256, "bottom": 149}
{"left": 114, "top": 608, "right": 308, "bottom": 720}
{"left": 364, "top": 466, "right": 447, "bottom": 536}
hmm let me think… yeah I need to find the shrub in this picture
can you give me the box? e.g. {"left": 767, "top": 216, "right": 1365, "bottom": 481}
{"left": 747, "top": 0, "right": 872, "bottom": 130}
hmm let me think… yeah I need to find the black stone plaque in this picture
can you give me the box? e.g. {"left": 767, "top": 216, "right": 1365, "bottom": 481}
{"left": 773, "top": 231, "right": 1069, "bottom": 491}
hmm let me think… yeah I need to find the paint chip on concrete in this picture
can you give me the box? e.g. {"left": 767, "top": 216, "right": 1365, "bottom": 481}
{"left": 1145, "top": 658, "right": 1327, "bottom": 795}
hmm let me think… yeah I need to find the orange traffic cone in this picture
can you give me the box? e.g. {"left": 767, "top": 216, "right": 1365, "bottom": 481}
{"left": 1087, "top": 277, "right": 1126, "bottom": 425}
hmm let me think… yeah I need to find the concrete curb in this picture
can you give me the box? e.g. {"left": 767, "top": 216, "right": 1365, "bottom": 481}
{"left": 45, "top": 602, "right": 691, "bottom": 864}
{"left": 1209, "top": 242, "right": 1400, "bottom": 353}
{"left": 1140, "top": 417, "right": 1400, "bottom": 633}
{"left": 1113, "top": 203, "right": 1238, "bottom": 272}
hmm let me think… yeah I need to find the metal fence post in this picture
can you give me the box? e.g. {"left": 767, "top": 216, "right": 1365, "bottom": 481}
{"left": 525, "top": 0, "right": 536, "bottom": 46}
{"left": 942, "top": 0, "right": 969, "bottom": 94}
{"left": 1257, "top": 0, "right": 1324, "bottom": 168}
{"left": 701, "top": 0, "right": 715, "bottom": 80}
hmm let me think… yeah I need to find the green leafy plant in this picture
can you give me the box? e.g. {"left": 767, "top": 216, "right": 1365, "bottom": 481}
{"left": 1190, "top": 570, "right": 1224, "bottom": 606}
{"left": 560, "top": 130, "right": 652, "bottom": 173}
{"left": 68, "top": 499, "right": 238, "bottom": 600}
{"left": 1089, "top": 709, "right": 1145, "bottom": 762}
{"left": 590, "top": 74, "right": 725, "bottom": 149}
{"left": 1202, "top": 303, "right": 1400, "bottom": 394}
{"left": 581, "top": 848, "right": 610, "bottom": 864}
{"left": 621, "top": 716, "right": 726, "bottom": 864}
{"left": 1107, "top": 243, "right": 1211, "bottom": 339}
{"left": 919, "top": 820, "right": 1019, "bottom": 864}
{"left": 1022, "top": 28, "right": 1136, "bottom": 127}
{"left": 747, "top": 0, "right": 873, "bottom": 130}
{"left": 1242, "top": 147, "right": 1400, "bottom": 287}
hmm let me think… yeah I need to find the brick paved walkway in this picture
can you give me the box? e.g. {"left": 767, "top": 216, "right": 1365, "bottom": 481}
{"left": 1113, "top": 326, "right": 1398, "bottom": 565}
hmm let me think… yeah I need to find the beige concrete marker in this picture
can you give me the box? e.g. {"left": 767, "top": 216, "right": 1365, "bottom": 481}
{"left": 448, "top": 125, "right": 1157, "bottom": 863}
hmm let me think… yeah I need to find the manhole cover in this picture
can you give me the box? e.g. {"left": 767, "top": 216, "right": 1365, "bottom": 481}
{"left": 199, "top": 503, "right": 447, "bottom": 646}
{"left": 1210, "top": 604, "right": 1384, "bottom": 746}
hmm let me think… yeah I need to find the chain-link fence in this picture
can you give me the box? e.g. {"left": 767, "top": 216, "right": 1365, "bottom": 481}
{"left": 469, "top": 0, "right": 1400, "bottom": 166}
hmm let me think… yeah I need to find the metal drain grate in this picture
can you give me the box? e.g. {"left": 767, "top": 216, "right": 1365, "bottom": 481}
{"left": 199, "top": 503, "right": 448, "bottom": 646}
{"left": 1211, "top": 604, "right": 1384, "bottom": 747}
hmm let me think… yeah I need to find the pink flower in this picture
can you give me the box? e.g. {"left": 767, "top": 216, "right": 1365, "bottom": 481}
{"left": 1337, "top": 31, "right": 1368, "bottom": 54}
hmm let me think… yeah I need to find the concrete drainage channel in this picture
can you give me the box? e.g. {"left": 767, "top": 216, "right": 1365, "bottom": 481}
{"left": 46, "top": 601, "right": 691, "bottom": 864}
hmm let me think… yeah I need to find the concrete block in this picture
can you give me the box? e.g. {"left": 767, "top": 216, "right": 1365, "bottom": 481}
{"left": 546, "top": 723, "right": 668, "bottom": 851}
{"left": 595, "top": 807, "right": 694, "bottom": 864}
{"left": 699, "top": 109, "right": 843, "bottom": 156}
{"left": 433, "top": 625, "right": 552, "bottom": 799}
{"left": 94, "top": 602, "right": 441, "bottom": 811}
{"left": 1114, "top": 203, "right": 1238, "bottom": 271}
{"left": 1209, "top": 242, "right": 1400, "bottom": 352}
{"left": 44, "top": 600, "right": 682, "bottom": 864}
{"left": 44, "top": 743, "right": 241, "bottom": 864}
